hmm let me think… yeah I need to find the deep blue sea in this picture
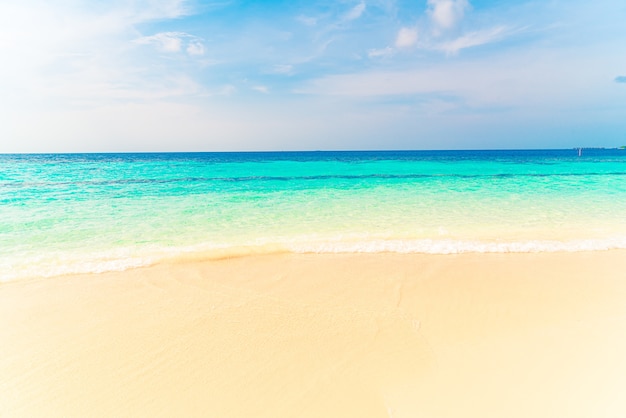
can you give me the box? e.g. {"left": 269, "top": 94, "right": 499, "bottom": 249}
{"left": 2, "top": 149, "right": 626, "bottom": 281}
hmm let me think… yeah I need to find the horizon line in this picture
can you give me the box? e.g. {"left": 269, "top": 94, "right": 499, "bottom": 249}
{"left": 1, "top": 147, "right": 623, "bottom": 155}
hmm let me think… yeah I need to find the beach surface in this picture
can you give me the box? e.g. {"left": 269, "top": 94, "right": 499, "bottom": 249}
{"left": 2, "top": 251, "right": 626, "bottom": 417}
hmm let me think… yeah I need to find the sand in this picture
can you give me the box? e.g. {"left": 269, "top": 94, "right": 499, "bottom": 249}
{"left": 2, "top": 251, "right": 626, "bottom": 417}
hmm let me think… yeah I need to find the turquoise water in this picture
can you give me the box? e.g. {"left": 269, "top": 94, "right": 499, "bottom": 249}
{"left": 2, "top": 150, "right": 626, "bottom": 281}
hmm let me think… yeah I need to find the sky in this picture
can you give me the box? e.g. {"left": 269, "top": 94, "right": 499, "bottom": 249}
{"left": 1, "top": 0, "right": 625, "bottom": 152}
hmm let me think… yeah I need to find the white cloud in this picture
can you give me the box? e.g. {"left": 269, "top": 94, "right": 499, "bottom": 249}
{"left": 271, "top": 64, "right": 295, "bottom": 75}
{"left": 126, "top": 0, "right": 193, "bottom": 23}
{"left": 135, "top": 31, "right": 205, "bottom": 55}
{"left": 427, "top": 0, "right": 470, "bottom": 34}
{"left": 0, "top": 0, "right": 217, "bottom": 121}
{"left": 436, "top": 26, "right": 507, "bottom": 54}
{"left": 35, "top": 72, "right": 207, "bottom": 105}
{"left": 368, "top": 46, "right": 394, "bottom": 58}
{"left": 252, "top": 85, "right": 270, "bottom": 94}
{"left": 135, "top": 32, "right": 183, "bottom": 52}
{"left": 187, "top": 41, "right": 205, "bottom": 56}
{"left": 344, "top": 2, "right": 366, "bottom": 21}
{"left": 395, "top": 27, "right": 418, "bottom": 48}
{"left": 296, "top": 15, "right": 318, "bottom": 26}
{"left": 295, "top": 43, "right": 624, "bottom": 119}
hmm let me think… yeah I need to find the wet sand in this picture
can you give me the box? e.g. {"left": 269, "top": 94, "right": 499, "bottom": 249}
{"left": 2, "top": 251, "right": 626, "bottom": 417}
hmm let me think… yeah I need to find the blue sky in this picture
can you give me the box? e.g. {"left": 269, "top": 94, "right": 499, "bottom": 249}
{"left": 1, "top": 0, "right": 625, "bottom": 151}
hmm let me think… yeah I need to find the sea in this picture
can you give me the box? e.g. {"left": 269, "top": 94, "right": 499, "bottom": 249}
{"left": 2, "top": 149, "right": 626, "bottom": 282}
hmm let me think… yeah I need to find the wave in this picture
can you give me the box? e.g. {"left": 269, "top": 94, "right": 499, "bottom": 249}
{"left": 3, "top": 236, "right": 626, "bottom": 283}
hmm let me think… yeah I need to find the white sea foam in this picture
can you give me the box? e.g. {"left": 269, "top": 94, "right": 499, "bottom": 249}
{"left": 3, "top": 236, "right": 626, "bottom": 283}
{"left": 0, "top": 250, "right": 158, "bottom": 283}
{"left": 286, "top": 237, "right": 626, "bottom": 254}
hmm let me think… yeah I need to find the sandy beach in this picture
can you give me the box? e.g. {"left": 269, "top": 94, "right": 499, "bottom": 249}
{"left": 2, "top": 251, "right": 626, "bottom": 417}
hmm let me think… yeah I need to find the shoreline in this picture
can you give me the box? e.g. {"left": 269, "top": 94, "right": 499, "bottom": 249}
{"left": 6, "top": 236, "right": 626, "bottom": 284}
{"left": 2, "top": 251, "right": 626, "bottom": 417}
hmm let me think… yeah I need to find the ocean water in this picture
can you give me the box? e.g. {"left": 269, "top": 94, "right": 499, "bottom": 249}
{"left": 2, "top": 149, "right": 626, "bottom": 282}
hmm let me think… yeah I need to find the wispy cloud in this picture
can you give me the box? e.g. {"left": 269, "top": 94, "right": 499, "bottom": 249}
{"left": 125, "top": 0, "right": 194, "bottom": 22}
{"left": 368, "top": 46, "right": 394, "bottom": 58}
{"left": 295, "top": 43, "right": 618, "bottom": 114}
{"left": 296, "top": 15, "right": 318, "bottom": 26}
{"left": 344, "top": 2, "right": 366, "bottom": 21}
{"left": 135, "top": 32, "right": 183, "bottom": 52}
{"left": 134, "top": 32, "right": 205, "bottom": 55}
{"left": 289, "top": 2, "right": 370, "bottom": 68}
{"left": 374, "top": 23, "right": 511, "bottom": 59}
{"left": 252, "top": 85, "right": 270, "bottom": 94}
{"left": 271, "top": 64, "right": 295, "bottom": 75}
{"left": 436, "top": 26, "right": 508, "bottom": 55}
{"left": 368, "top": 1, "right": 512, "bottom": 58}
